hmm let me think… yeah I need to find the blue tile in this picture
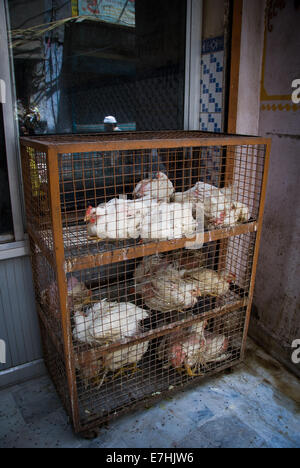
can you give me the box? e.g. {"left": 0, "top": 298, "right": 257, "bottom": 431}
{"left": 202, "top": 36, "right": 224, "bottom": 54}
{"left": 199, "top": 416, "right": 269, "bottom": 448}
{"left": 0, "top": 391, "right": 26, "bottom": 443}
{"left": 12, "top": 376, "right": 62, "bottom": 424}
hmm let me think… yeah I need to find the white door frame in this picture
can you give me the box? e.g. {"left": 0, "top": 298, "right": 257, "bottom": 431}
{"left": 0, "top": 0, "right": 25, "bottom": 244}
{"left": 184, "top": 0, "right": 203, "bottom": 130}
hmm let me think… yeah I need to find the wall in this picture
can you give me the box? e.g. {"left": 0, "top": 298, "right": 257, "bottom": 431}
{"left": 235, "top": 0, "right": 265, "bottom": 135}
{"left": 0, "top": 255, "right": 44, "bottom": 387}
{"left": 250, "top": 0, "right": 300, "bottom": 377}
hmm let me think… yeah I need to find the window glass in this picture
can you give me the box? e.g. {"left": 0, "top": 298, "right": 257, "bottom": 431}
{"left": 0, "top": 103, "right": 13, "bottom": 239}
{"left": 8, "top": 0, "right": 187, "bottom": 135}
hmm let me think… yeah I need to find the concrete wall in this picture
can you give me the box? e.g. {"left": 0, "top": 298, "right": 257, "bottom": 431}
{"left": 202, "top": 0, "right": 225, "bottom": 39}
{"left": 0, "top": 255, "right": 44, "bottom": 388}
{"left": 250, "top": 0, "right": 300, "bottom": 377}
{"left": 233, "top": 0, "right": 300, "bottom": 377}
{"left": 235, "top": 0, "right": 265, "bottom": 135}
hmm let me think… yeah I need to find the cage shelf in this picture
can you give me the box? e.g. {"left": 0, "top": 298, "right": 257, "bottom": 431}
{"left": 27, "top": 220, "right": 258, "bottom": 272}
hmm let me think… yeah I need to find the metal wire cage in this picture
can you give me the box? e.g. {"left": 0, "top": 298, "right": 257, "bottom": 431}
{"left": 20, "top": 131, "right": 270, "bottom": 436}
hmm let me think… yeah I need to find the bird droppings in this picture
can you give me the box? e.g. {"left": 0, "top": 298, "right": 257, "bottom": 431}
{"left": 244, "top": 343, "right": 300, "bottom": 408}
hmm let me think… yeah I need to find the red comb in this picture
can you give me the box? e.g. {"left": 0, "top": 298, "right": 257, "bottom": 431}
{"left": 85, "top": 206, "right": 96, "bottom": 223}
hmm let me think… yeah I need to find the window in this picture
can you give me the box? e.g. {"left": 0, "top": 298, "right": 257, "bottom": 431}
{"left": 8, "top": 0, "right": 188, "bottom": 135}
{"left": 2, "top": 0, "right": 201, "bottom": 245}
{"left": 0, "top": 103, "right": 13, "bottom": 241}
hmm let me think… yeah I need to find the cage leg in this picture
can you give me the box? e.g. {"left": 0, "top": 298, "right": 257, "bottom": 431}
{"left": 79, "top": 428, "right": 100, "bottom": 440}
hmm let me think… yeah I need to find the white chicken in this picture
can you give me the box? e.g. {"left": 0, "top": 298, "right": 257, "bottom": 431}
{"left": 73, "top": 299, "right": 149, "bottom": 387}
{"left": 173, "top": 182, "right": 250, "bottom": 228}
{"left": 134, "top": 251, "right": 205, "bottom": 298}
{"left": 157, "top": 320, "right": 229, "bottom": 377}
{"left": 41, "top": 277, "right": 91, "bottom": 317}
{"left": 133, "top": 172, "right": 175, "bottom": 202}
{"left": 202, "top": 332, "right": 230, "bottom": 365}
{"left": 75, "top": 341, "right": 149, "bottom": 388}
{"left": 157, "top": 321, "right": 207, "bottom": 375}
{"left": 134, "top": 256, "right": 202, "bottom": 312}
{"left": 134, "top": 255, "right": 234, "bottom": 312}
{"left": 85, "top": 198, "right": 146, "bottom": 240}
{"left": 67, "top": 277, "right": 92, "bottom": 313}
{"left": 101, "top": 341, "right": 149, "bottom": 374}
{"left": 73, "top": 299, "right": 149, "bottom": 344}
{"left": 140, "top": 201, "right": 196, "bottom": 240}
{"left": 187, "top": 268, "right": 234, "bottom": 297}
{"left": 85, "top": 197, "right": 196, "bottom": 241}
{"left": 74, "top": 348, "right": 103, "bottom": 388}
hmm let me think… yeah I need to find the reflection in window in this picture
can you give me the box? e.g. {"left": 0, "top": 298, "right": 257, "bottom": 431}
{"left": 0, "top": 104, "right": 13, "bottom": 240}
{"left": 8, "top": 0, "right": 186, "bottom": 134}
{"left": 75, "top": 0, "right": 136, "bottom": 28}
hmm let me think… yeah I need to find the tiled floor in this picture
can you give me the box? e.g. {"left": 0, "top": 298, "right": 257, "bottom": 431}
{"left": 0, "top": 339, "right": 299, "bottom": 448}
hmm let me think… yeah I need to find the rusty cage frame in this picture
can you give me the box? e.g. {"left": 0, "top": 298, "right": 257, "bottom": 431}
{"left": 20, "top": 131, "right": 271, "bottom": 436}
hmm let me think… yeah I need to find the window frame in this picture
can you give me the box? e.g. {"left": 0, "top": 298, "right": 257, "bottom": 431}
{"left": 0, "top": 0, "right": 25, "bottom": 250}
{"left": 184, "top": 0, "right": 203, "bottom": 130}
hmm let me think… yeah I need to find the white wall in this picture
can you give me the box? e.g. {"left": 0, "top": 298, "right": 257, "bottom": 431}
{"left": 232, "top": 0, "right": 300, "bottom": 377}
{"left": 251, "top": 0, "right": 300, "bottom": 377}
{"left": 236, "top": 0, "right": 265, "bottom": 135}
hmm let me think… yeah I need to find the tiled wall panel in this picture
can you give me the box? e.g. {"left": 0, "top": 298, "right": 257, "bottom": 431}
{"left": 200, "top": 36, "right": 225, "bottom": 132}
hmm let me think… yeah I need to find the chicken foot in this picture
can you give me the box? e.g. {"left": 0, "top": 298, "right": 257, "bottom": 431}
{"left": 111, "top": 363, "right": 139, "bottom": 381}
{"left": 184, "top": 363, "right": 204, "bottom": 377}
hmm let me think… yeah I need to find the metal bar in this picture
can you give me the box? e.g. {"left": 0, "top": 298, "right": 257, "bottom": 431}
{"left": 218, "top": 146, "right": 237, "bottom": 272}
{"left": 20, "top": 135, "right": 271, "bottom": 153}
{"left": 20, "top": 139, "right": 50, "bottom": 153}
{"left": 241, "top": 140, "right": 271, "bottom": 358}
{"left": 47, "top": 147, "right": 80, "bottom": 431}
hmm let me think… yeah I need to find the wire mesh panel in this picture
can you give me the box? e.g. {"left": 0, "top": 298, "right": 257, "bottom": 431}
{"left": 75, "top": 307, "right": 247, "bottom": 428}
{"left": 21, "top": 146, "right": 53, "bottom": 263}
{"left": 56, "top": 142, "right": 264, "bottom": 266}
{"left": 20, "top": 131, "right": 270, "bottom": 434}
